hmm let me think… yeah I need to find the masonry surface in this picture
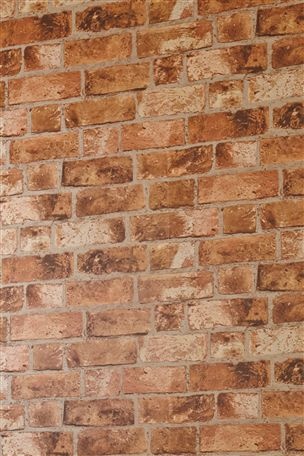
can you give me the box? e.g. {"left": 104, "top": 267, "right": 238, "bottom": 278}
{"left": 0, "top": 0, "right": 303, "bottom": 455}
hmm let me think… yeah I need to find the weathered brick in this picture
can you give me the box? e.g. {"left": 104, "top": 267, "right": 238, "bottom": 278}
{"left": 0, "top": 49, "right": 21, "bottom": 77}
{"left": 67, "top": 277, "right": 133, "bottom": 307}
{"left": 190, "top": 361, "right": 269, "bottom": 390}
{"left": 0, "top": 169, "right": 23, "bottom": 196}
{"left": 273, "top": 293, "right": 304, "bottom": 323}
{"left": 217, "top": 392, "right": 259, "bottom": 419}
{"left": 78, "top": 428, "right": 147, "bottom": 456}
{"left": 123, "top": 366, "right": 186, "bottom": 394}
{"left": 151, "top": 427, "right": 196, "bottom": 454}
{"left": 0, "top": 229, "right": 17, "bottom": 255}
{"left": 1, "top": 0, "right": 15, "bottom": 18}
{"left": 217, "top": 11, "right": 253, "bottom": 42}
{"left": 0, "top": 317, "right": 8, "bottom": 343}
{"left": 0, "top": 404, "right": 24, "bottom": 431}
{"left": 284, "top": 169, "right": 304, "bottom": 196}
{"left": 0, "top": 286, "right": 23, "bottom": 312}
{"left": 218, "top": 266, "right": 254, "bottom": 294}
{"left": 275, "top": 358, "right": 304, "bottom": 385}
{"left": 64, "top": 399, "right": 134, "bottom": 426}
{"left": 27, "top": 163, "right": 58, "bottom": 191}
{"left": 86, "top": 63, "right": 150, "bottom": 96}
{"left": 76, "top": 184, "right": 145, "bottom": 217}
{"left": 83, "top": 126, "right": 119, "bottom": 156}
{"left": 88, "top": 308, "right": 150, "bottom": 336}
{"left": 189, "top": 108, "right": 268, "bottom": 143}
{"left": 273, "top": 102, "right": 304, "bottom": 130}
{"left": 85, "top": 368, "right": 121, "bottom": 397}
{"left": 149, "top": 0, "right": 193, "bottom": 23}
{"left": 140, "top": 334, "right": 207, "bottom": 362}
{"left": 209, "top": 80, "right": 243, "bottom": 110}
{"left": 250, "top": 326, "right": 303, "bottom": 355}
{"left": 65, "top": 95, "right": 135, "bottom": 128}
{"left": 198, "top": 0, "right": 279, "bottom": 14}
{"left": 0, "top": 375, "right": 9, "bottom": 400}
{"left": 258, "top": 262, "right": 304, "bottom": 291}
{"left": 188, "top": 44, "right": 266, "bottom": 80}
{"left": 139, "top": 271, "right": 213, "bottom": 303}
{"left": 12, "top": 372, "right": 80, "bottom": 399}
{"left": 1, "top": 432, "right": 73, "bottom": 456}
{"left": 137, "top": 20, "right": 212, "bottom": 57}
{"left": 0, "top": 109, "right": 27, "bottom": 137}
{"left": 201, "top": 424, "right": 280, "bottom": 452}
{"left": 26, "top": 284, "right": 63, "bottom": 309}
{"left": 261, "top": 200, "right": 304, "bottom": 228}
{"left": 282, "top": 231, "right": 304, "bottom": 259}
{"left": 64, "top": 33, "right": 132, "bottom": 66}
{"left": 24, "top": 44, "right": 61, "bottom": 71}
{"left": 257, "top": 4, "right": 304, "bottom": 36}
{"left": 286, "top": 424, "right": 304, "bottom": 451}
{"left": 211, "top": 332, "right": 245, "bottom": 359}
{"left": 31, "top": 105, "right": 61, "bottom": 133}
{"left": 149, "top": 179, "right": 195, "bottom": 209}
{"left": 76, "top": 0, "right": 146, "bottom": 32}
{"left": 223, "top": 205, "right": 256, "bottom": 233}
{"left": 20, "top": 226, "right": 51, "bottom": 253}
{"left": 260, "top": 135, "right": 303, "bottom": 164}
{"left": 67, "top": 339, "right": 137, "bottom": 367}
{"left": 0, "top": 12, "right": 71, "bottom": 47}
{"left": 18, "top": 0, "right": 47, "bottom": 14}
{"left": 139, "top": 394, "right": 214, "bottom": 423}
{"left": 9, "top": 72, "right": 80, "bottom": 105}
{"left": 154, "top": 54, "right": 183, "bottom": 85}
{"left": 0, "top": 346, "right": 29, "bottom": 372}
{"left": 28, "top": 401, "right": 62, "bottom": 427}
{"left": 0, "top": 82, "right": 5, "bottom": 108}
{"left": 155, "top": 303, "right": 185, "bottom": 331}
{"left": 199, "top": 234, "right": 276, "bottom": 265}
{"left": 262, "top": 391, "right": 304, "bottom": 418}
{"left": 216, "top": 141, "right": 257, "bottom": 169}
{"left": 10, "top": 132, "right": 78, "bottom": 163}
{"left": 33, "top": 344, "right": 63, "bottom": 370}
{"left": 2, "top": 253, "right": 72, "bottom": 284}
{"left": 150, "top": 242, "right": 195, "bottom": 270}
{"left": 122, "top": 119, "right": 184, "bottom": 151}
{"left": 272, "top": 36, "right": 304, "bottom": 68}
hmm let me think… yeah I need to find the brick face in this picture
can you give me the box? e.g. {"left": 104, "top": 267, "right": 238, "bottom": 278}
{"left": 2, "top": 1, "right": 302, "bottom": 454}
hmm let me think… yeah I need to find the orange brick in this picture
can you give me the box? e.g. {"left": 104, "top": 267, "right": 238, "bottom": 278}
{"left": 0, "top": 317, "right": 8, "bottom": 343}
{"left": 273, "top": 293, "right": 304, "bottom": 323}
{"left": 87, "top": 308, "right": 150, "bottom": 336}
{"left": 151, "top": 427, "right": 196, "bottom": 454}
{"left": 0, "top": 81, "right": 5, "bottom": 107}
{"left": 0, "top": 404, "right": 24, "bottom": 430}
{"left": 275, "top": 358, "right": 304, "bottom": 385}
{"left": 140, "top": 334, "right": 207, "bottom": 362}
{"left": 218, "top": 266, "right": 254, "bottom": 294}
{"left": 123, "top": 366, "right": 186, "bottom": 394}
{"left": 78, "top": 429, "right": 147, "bottom": 456}
{"left": 257, "top": 4, "right": 304, "bottom": 36}
{"left": 286, "top": 424, "right": 304, "bottom": 451}
{"left": 12, "top": 372, "right": 80, "bottom": 399}
{"left": 154, "top": 54, "right": 183, "bottom": 85}
{"left": 150, "top": 241, "right": 195, "bottom": 270}
{"left": 27, "top": 163, "right": 58, "bottom": 191}
{"left": 258, "top": 262, "right": 304, "bottom": 292}
{"left": 67, "top": 278, "right": 133, "bottom": 307}
{"left": 149, "top": 179, "right": 195, "bottom": 209}
{"left": 64, "top": 399, "right": 134, "bottom": 426}
{"left": 0, "top": 169, "right": 23, "bottom": 196}
{"left": 0, "top": 49, "right": 21, "bottom": 77}
{"left": 284, "top": 168, "right": 304, "bottom": 196}
{"left": 149, "top": 0, "right": 193, "bottom": 23}
{"left": 211, "top": 332, "right": 245, "bottom": 359}
{"left": 261, "top": 200, "right": 304, "bottom": 228}
{"left": 262, "top": 391, "right": 304, "bottom": 418}
{"left": 272, "top": 36, "right": 304, "bottom": 68}
{"left": 217, "top": 11, "right": 253, "bottom": 42}
{"left": 1, "top": 432, "right": 72, "bottom": 456}
{"left": 24, "top": 44, "right": 61, "bottom": 71}
{"left": 209, "top": 80, "right": 243, "bottom": 110}
{"left": 274, "top": 102, "right": 304, "bottom": 130}
{"left": 20, "top": 226, "right": 51, "bottom": 253}
{"left": 85, "top": 368, "right": 121, "bottom": 397}
{"left": 216, "top": 141, "right": 257, "bottom": 169}
{"left": 223, "top": 205, "right": 257, "bottom": 233}
{"left": 281, "top": 231, "right": 304, "bottom": 259}
{"left": 0, "top": 345, "right": 29, "bottom": 372}
{"left": 0, "top": 286, "right": 23, "bottom": 312}
{"left": 83, "top": 126, "right": 119, "bottom": 156}
{"left": 31, "top": 105, "right": 61, "bottom": 133}
{"left": 33, "top": 344, "right": 64, "bottom": 370}
{"left": 9, "top": 72, "right": 80, "bottom": 105}
{"left": 28, "top": 401, "right": 62, "bottom": 427}
{"left": 26, "top": 284, "right": 63, "bottom": 309}
{"left": 199, "top": 0, "right": 279, "bottom": 14}
{"left": 0, "top": 109, "right": 27, "bottom": 137}
{"left": 217, "top": 392, "right": 259, "bottom": 419}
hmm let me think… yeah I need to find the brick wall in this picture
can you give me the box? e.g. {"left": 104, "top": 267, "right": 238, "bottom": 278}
{"left": 0, "top": 0, "right": 303, "bottom": 454}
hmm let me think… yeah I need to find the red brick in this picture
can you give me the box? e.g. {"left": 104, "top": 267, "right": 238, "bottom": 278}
{"left": 275, "top": 358, "right": 304, "bottom": 385}
{"left": 211, "top": 332, "right": 245, "bottom": 359}
{"left": 149, "top": 0, "right": 193, "bottom": 23}
{"left": 260, "top": 135, "right": 303, "bottom": 164}
{"left": 262, "top": 391, "right": 304, "bottom": 418}
{"left": 155, "top": 303, "right": 185, "bottom": 330}
{"left": 1, "top": 432, "right": 73, "bottom": 456}
{"left": 140, "top": 334, "right": 207, "bottom": 362}
{"left": 272, "top": 36, "right": 304, "bottom": 68}
{"left": 26, "top": 284, "right": 63, "bottom": 309}
{"left": 85, "top": 368, "right": 121, "bottom": 397}
{"left": 261, "top": 200, "right": 304, "bottom": 228}
{"left": 67, "top": 277, "right": 133, "bottom": 307}
{"left": 0, "top": 404, "right": 24, "bottom": 431}
{"left": 2, "top": 253, "right": 72, "bottom": 284}
{"left": 189, "top": 108, "right": 268, "bottom": 143}
{"left": 273, "top": 293, "right": 304, "bottom": 323}
{"left": 28, "top": 401, "right": 62, "bottom": 428}
{"left": 33, "top": 344, "right": 63, "bottom": 370}
{"left": 10, "top": 132, "right": 78, "bottom": 163}
{"left": 0, "top": 49, "right": 21, "bottom": 77}
{"left": 12, "top": 372, "right": 80, "bottom": 399}
{"left": 88, "top": 308, "right": 150, "bottom": 336}
{"left": 20, "top": 226, "right": 51, "bottom": 253}
{"left": 149, "top": 179, "right": 195, "bottom": 209}
{"left": 216, "top": 141, "right": 257, "bottom": 169}
{"left": 217, "top": 392, "right": 259, "bottom": 419}
{"left": 31, "top": 105, "right": 61, "bottom": 133}
{"left": 0, "top": 109, "right": 27, "bottom": 137}
{"left": 274, "top": 102, "right": 304, "bottom": 129}
{"left": 201, "top": 424, "right": 280, "bottom": 452}
{"left": 137, "top": 20, "right": 212, "bottom": 57}
{"left": 153, "top": 54, "right": 183, "bottom": 85}
{"left": 223, "top": 205, "right": 257, "bottom": 233}
{"left": 64, "top": 399, "right": 134, "bottom": 426}
{"left": 0, "top": 346, "right": 29, "bottom": 372}
{"left": 123, "top": 366, "right": 186, "bottom": 394}
{"left": 64, "top": 33, "right": 132, "bottom": 66}
{"left": 257, "top": 4, "right": 304, "bottom": 36}
{"left": 217, "top": 11, "right": 253, "bottom": 42}
{"left": 151, "top": 427, "right": 196, "bottom": 454}
{"left": 0, "top": 12, "right": 71, "bottom": 47}
{"left": 0, "top": 286, "right": 23, "bottom": 312}
{"left": 150, "top": 242, "right": 195, "bottom": 270}
{"left": 284, "top": 168, "right": 304, "bottom": 196}
{"left": 190, "top": 361, "right": 269, "bottom": 390}
{"left": 67, "top": 339, "right": 137, "bottom": 367}
{"left": 27, "top": 163, "right": 58, "bottom": 191}
{"left": 24, "top": 43, "right": 60, "bottom": 71}
{"left": 250, "top": 327, "right": 303, "bottom": 355}
{"left": 218, "top": 266, "right": 255, "bottom": 294}
{"left": 122, "top": 119, "right": 184, "bottom": 151}
{"left": 83, "top": 126, "right": 119, "bottom": 156}
{"left": 9, "top": 72, "right": 80, "bottom": 105}
{"left": 65, "top": 95, "right": 135, "bottom": 128}
{"left": 0, "top": 169, "right": 23, "bottom": 196}
{"left": 286, "top": 424, "right": 304, "bottom": 451}
{"left": 209, "top": 80, "right": 243, "bottom": 110}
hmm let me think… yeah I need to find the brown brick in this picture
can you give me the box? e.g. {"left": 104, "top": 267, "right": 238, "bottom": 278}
{"left": 76, "top": 184, "right": 145, "bottom": 217}
{"left": 250, "top": 327, "right": 303, "bottom": 355}
{"left": 272, "top": 36, "right": 304, "bottom": 68}
{"left": 10, "top": 132, "right": 78, "bottom": 163}
{"left": 189, "top": 108, "right": 268, "bottom": 143}
{"left": 218, "top": 266, "right": 255, "bottom": 294}
{"left": 140, "top": 395, "right": 214, "bottom": 423}
{"left": 62, "top": 156, "right": 132, "bottom": 187}
{"left": 83, "top": 126, "right": 119, "bottom": 156}
{"left": 78, "top": 428, "right": 147, "bottom": 456}
{"left": 282, "top": 231, "right": 304, "bottom": 259}
{"left": 139, "top": 271, "right": 213, "bottom": 303}
{"left": 217, "top": 11, "right": 253, "bottom": 42}
{"left": 88, "top": 308, "right": 150, "bottom": 336}
{"left": 11, "top": 312, "right": 82, "bottom": 341}
{"left": 140, "top": 334, "right": 207, "bottom": 362}
{"left": 20, "top": 226, "right": 51, "bottom": 253}
{"left": 65, "top": 95, "right": 135, "bottom": 128}
{"left": 257, "top": 4, "right": 304, "bottom": 36}
{"left": 122, "top": 119, "right": 184, "bottom": 151}
{"left": 24, "top": 43, "right": 61, "bottom": 71}
{"left": 216, "top": 141, "right": 257, "bottom": 169}
{"left": 28, "top": 401, "right": 62, "bottom": 427}
{"left": 67, "top": 277, "right": 133, "bottom": 307}
{"left": 31, "top": 105, "right": 61, "bottom": 133}
{"left": 151, "top": 427, "right": 196, "bottom": 454}
{"left": 0, "top": 49, "right": 21, "bottom": 77}
{"left": 64, "top": 399, "right": 134, "bottom": 426}
{"left": 284, "top": 168, "right": 304, "bottom": 196}
{"left": 9, "top": 72, "right": 80, "bottom": 105}
{"left": 155, "top": 303, "right": 185, "bottom": 331}
{"left": 0, "top": 317, "right": 8, "bottom": 343}
{"left": 67, "top": 339, "right": 137, "bottom": 367}
{"left": 275, "top": 358, "right": 304, "bottom": 385}
{"left": 188, "top": 44, "right": 266, "bottom": 80}
{"left": 2, "top": 253, "right": 72, "bottom": 284}
{"left": 0, "top": 169, "right": 23, "bottom": 196}
{"left": 262, "top": 391, "right": 304, "bottom": 418}
{"left": 261, "top": 200, "right": 304, "bottom": 228}
{"left": 154, "top": 54, "right": 183, "bottom": 85}
{"left": 85, "top": 368, "right": 121, "bottom": 397}
{"left": 1, "top": 432, "right": 72, "bottom": 456}
{"left": 0, "top": 286, "right": 23, "bottom": 312}
{"left": 190, "top": 361, "right": 269, "bottom": 390}
{"left": 261, "top": 135, "right": 304, "bottom": 165}
{"left": 209, "top": 80, "right": 243, "bottom": 110}
{"left": 76, "top": 0, "right": 146, "bottom": 32}
{"left": 0, "top": 346, "right": 29, "bottom": 372}
{"left": 86, "top": 63, "right": 150, "bottom": 96}
{"left": 149, "top": 0, "right": 193, "bottom": 23}
{"left": 199, "top": 0, "right": 279, "bottom": 14}
{"left": 137, "top": 145, "right": 212, "bottom": 179}
{"left": 149, "top": 179, "right": 195, "bottom": 210}
{"left": 150, "top": 242, "right": 195, "bottom": 270}
{"left": 27, "top": 163, "right": 58, "bottom": 191}
{"left": 33, "top": 344, "right": 64, "bottom": 370}
{"left": 0, "top": 404, "right": 24, "bottom": 430}
{"left": 201, "top": 424, "right": 280, "bottom": 452}
{"left": 0, "top": 229, "right": 17, "bottom": 255}
{"left": 223, "top": 205, "right": 256, "bottom": 234}
{"left": 211, "top": 332, "right": 245, "bottom": 359}
{"left": 27, "top": 284, "right": 63, "bottom": 309}
{"left": 137, "top": 20, "right": 212, "bottom": 57}
{"left": 258, "top": 262, "right": 304, "bottom": 291}
{"left": 123, "top": 366, "right": 186, "bottom": 394}
{"left": 0, "top": 82, "right": 5, "bottom": 108}
{"left": 217, "top": 392, "right": 259, "bottom": 419}
{"left": 286, "top": 424, "right": 304, "bottom": 451}
{"left": 64, "top": 33, "right": 132, "bottom": 66}
{"left": 274, "top": 102, "right": 304, "bottom": 130}
{"left": 199, "top": 234, "right": 276, "bottom": 265}
{"left": 131, "top": 208, "right": 218, "bottom": 241}
{"left": 273, "top": 293, "right": 304, "bottom": 323}
{"left": 12, "top": 372, "right": 80, "bottom": 399}
{"left": 0, "top": 12, "right": 71, "bottom": 47}
{"left": 0, "top": 109, "right": 27, "bottom": 137}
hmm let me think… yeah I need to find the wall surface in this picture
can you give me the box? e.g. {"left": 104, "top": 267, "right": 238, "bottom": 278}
{"left": 0, "top": 0, "right": 303, "bottom": 455}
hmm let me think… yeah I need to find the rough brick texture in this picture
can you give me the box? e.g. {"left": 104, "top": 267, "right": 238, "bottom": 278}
{"left": 1, "top": 0, "right": 303, "bottom": 455}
